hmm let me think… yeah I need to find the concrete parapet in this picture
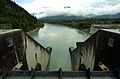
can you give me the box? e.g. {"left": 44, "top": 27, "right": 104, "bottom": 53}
{"left": 0, "top": 70, "right": 117, "bottom": 79}
{"left": 69, "top": 42, "right": 83, "bottom": 71}
{"left": 70, "top": 30, "right": 120, "bottom": 72}
{"left": 90, "top": 24, "right": 120, "bottom": 34}
{"left": 0, "top": 29, "right": 52, "bottom": 71}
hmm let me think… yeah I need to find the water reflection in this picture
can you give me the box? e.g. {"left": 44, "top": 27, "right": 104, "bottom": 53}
{"left": 30, "top": 23, "right": 90, "bottom": 71}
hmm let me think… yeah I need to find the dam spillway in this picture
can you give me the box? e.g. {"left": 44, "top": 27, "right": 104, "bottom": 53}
{"left": 29, "top": 23, "right": 90, "bottom": 71}
{"left": 0, "top": 28, "right": 120, "bottom": 79}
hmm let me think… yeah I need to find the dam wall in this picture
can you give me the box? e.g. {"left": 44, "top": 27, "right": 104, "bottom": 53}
{"left": 90, "top": 24, "right": 120, "bottom": 34}
{"left": 69, "top": 42, "right": 83, "bottom": 71}
{"left": 0, "top": 29, "right": 52, "bottom": 71}
{"left": 70, "top": 30, "right": 120, "bottom": 71}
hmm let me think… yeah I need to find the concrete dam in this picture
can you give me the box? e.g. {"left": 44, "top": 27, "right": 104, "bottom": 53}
{"left": 0, "top": 29, "right": 52, "bottom": 71}
{"left": 0, "top": 28, "right": 120, "bottom": 79}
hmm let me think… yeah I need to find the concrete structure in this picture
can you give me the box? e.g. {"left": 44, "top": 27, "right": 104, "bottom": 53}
{"left": 70, "top": 29, "right": 120, "bottom": 72}
{"left": 0, "top": 70, "right": 117, "bottom": 79}
{"left": 70, "top": 30, "right": 120, "bottom": 71}
{"left": 69, "top": 42, "right": 83, "bottom": 71}
{"left": 90, "top": 24, "right": 120, "bottom": 34}
{"left": 0, "top": 29, "right": 52, "bottom": 71}
{"left": 1, "top": 29, "right": 120, "bottom": 79}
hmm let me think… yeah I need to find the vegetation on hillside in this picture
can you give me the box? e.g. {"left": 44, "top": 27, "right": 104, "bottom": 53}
{"left": 0, "top": 0, "right": 44, "bottom": 31}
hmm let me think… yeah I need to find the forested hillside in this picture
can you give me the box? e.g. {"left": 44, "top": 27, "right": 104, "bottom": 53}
{"left": 0, "top": 0, "right": 44, "bottom": 31}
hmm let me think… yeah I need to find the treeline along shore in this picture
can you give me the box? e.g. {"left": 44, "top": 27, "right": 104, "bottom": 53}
{"left": 41, "top": 18, "right": 120, "bottom": 31}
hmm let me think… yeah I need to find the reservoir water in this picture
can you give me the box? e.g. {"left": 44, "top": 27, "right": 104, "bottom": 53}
{"left": 30, "top": 23, "right": 90, "bottom": 71}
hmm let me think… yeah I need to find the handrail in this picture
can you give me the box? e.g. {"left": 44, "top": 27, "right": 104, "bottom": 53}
{"left": 0, "top": 69, "right": 115, "bottom": 79}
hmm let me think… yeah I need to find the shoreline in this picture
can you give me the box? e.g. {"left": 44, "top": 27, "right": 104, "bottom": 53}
{"left": 81, "top": 28, "right": 90, "bottom": 34}
{"left": 45, "top": 22, "right": 90, "bottom": 34}
{"left": 26, "top": 27, "right": 40, "bottom": 34}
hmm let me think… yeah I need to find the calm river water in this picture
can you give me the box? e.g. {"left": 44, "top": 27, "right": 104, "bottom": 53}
{"left": 30, "top": 23, "right": 90, "bottom": 71}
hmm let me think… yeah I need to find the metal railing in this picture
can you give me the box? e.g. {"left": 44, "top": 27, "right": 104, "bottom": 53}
{"left": 0, "top": 68, "right": 119, "bottom": 79}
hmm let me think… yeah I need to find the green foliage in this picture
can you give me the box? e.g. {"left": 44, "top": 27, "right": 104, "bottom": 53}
{"left": 42, "top": 18, "right": 120, "bottom": 30}
{"left": 0, "top": 0, "right": 44, "bottom": 31}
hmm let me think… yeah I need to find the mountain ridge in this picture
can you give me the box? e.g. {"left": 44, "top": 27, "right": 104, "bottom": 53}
{"left": 38, "top": 12, "right": 120, "bottom": 20}
{"left": 0, "top": 0, "right": 44, "bottom": 31}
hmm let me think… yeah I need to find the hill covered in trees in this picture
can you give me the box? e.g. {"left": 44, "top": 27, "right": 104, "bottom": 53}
{"left": 0, "top": 0, "right": 44, "bottom": 31}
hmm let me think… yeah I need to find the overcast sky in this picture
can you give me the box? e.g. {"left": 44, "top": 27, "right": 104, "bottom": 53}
{"left": 13, "top": 0, "right": 120, "bottom": 18}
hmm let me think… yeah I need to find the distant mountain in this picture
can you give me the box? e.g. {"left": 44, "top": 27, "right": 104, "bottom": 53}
{"left": 95, "top": 13, "right": 120, "bottom": 19}
{"left": 85, "top": 14, "right": 96, "bottom": 18}
{"left": 0, "top": 0, "right": 43, "bottom": 31}
{"left": 39, "top": 13, "right": 120, "bottom": 20}
{"left": 40, "top": 15, "right": 84, "bottom": 20}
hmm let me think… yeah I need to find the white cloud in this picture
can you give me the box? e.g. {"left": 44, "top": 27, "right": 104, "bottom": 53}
{"left": 15, "top": 0, "right": 120, "bottom": 18}
{"left": 91, "top": 3, "right": 120, "bottom": 15}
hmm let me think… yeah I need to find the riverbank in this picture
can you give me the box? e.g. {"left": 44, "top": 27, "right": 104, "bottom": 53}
{"left": 26, "top": 27, "right": 40, "bottom": 34}
{"left": 42, "top": 19, "right": 91, "bottom": 29}
{"left": 81, "top": 28, "right": 90, "bottom": 34}
{"left": 41, "top": 18, "right": 118, "bottom": 33}
{"left": 45, "top": 22, "right": 90, "bottom": 33}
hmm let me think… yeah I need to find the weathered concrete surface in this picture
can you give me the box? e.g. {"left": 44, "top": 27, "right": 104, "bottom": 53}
{"left": 90, "top": 24, "right": 120, "bottom": 34}
{"left": 70, "top": 30, "right": 120, "bottom": 71}
{"left": 0, "top": 29, "right": 27, "bottom": 70}
{"left": 0, "top": 29, "right": 52, "bottom": 71}
{"left": 25, "top": 33, "right": 52, "bottom": 71}
{"left": 0, "top": 70, "right": 117, "bottom": 79}
{"left": 69, "top": 42, "right": 83, "bottom": 71}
